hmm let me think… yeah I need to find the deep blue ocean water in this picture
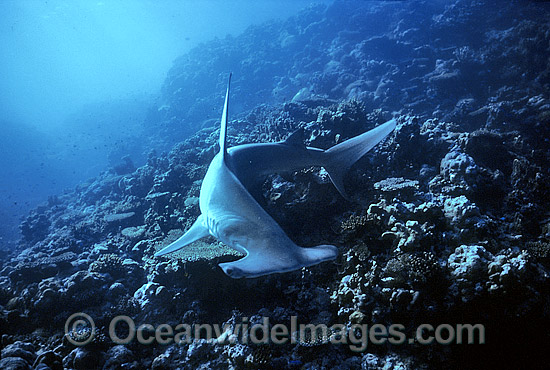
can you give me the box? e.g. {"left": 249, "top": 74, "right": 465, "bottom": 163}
{"left": 0, "top": 0, "right": 330, "bottom": 245}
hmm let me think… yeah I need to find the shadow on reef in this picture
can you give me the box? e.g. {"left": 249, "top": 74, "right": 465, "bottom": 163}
{"left": 1, "top": 0, "right": 550, "bottom": 369}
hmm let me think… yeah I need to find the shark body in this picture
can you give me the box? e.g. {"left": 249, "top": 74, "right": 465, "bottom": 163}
{"left": 155, "top": 74, "right": 396, "bottom": 278}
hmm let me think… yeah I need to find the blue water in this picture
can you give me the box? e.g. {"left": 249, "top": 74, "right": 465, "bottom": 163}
{"left": 0, "top": 0, "right": 330, "bottom": 244}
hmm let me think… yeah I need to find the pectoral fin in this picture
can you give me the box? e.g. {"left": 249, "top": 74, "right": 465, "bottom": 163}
{"left": 155, "top": 214, "right": 210, "bottom": 256}
{"left": 323, "top": 164, "right": 350, "bottom": 200}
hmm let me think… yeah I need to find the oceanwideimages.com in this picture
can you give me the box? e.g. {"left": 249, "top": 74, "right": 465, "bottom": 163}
{"left": 65, "top": 313, "right": 485, "bottom": 351}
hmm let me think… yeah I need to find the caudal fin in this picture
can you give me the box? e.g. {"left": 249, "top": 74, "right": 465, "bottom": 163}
{"left": 324, "top": 118, "right": 396, "bottom": 198}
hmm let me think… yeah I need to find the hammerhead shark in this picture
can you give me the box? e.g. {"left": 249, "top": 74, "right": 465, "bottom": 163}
{"left": 155, "top": 74, "right": 396, "bottom": 278}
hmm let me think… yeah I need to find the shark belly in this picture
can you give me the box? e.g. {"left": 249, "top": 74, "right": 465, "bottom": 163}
{"left": 199, "top": 153, "right": 336, "bottom": 278}
{"left": 200, "top": 154, "right": 295, "bottom": 251}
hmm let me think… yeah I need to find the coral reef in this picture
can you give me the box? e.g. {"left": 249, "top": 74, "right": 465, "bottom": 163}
{"left": 1, "top": 1, "right": 550, "bottom": 369}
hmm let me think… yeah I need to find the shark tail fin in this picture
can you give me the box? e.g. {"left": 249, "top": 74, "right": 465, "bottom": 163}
{"left": 154, "top": 215, "right": 209, "bottom": 257}
{"left": 220, "top": 73, "right": 232, "bottom": 162}
{"left": 323, "top": 118, "right": 396, "bottom": 199}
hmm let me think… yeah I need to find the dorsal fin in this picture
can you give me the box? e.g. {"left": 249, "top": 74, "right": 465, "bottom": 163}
{"left": 220, "top": 73, "right": 232, "bottom": 161}
{"left": 284, "top": 128, "right": 305, "bottom": 146}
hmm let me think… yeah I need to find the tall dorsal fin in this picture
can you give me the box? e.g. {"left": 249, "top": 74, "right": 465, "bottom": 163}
{"left": 220, "top": 73, "right": 232, "bottom": 162}
{"left": 284, "top": 128, "right": 305, "bottom": 146}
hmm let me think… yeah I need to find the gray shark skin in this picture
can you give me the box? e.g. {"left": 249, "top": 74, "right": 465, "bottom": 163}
{"left": 226, "top": 118, "right": 396, "bottom": 199}
{"left": 155, "top": 74, "right": 396, "bottom": 278}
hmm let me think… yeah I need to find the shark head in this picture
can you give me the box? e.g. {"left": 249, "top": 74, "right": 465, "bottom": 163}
{"left": 219, "top": 263, "right": 247, "bottom": 278}
{"left": 218, "top": 243, "right": 338, "bottom": 278}
{"left": 299, "top": 244, "right": 339, "bottom": 267}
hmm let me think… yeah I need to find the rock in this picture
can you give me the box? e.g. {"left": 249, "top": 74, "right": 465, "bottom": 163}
{"left": 1, "top": 342, "right": 36, "bottom": 364}
{"left": 151, "top": 353, "right": 170, "bottom": 370}
{"left": 121, "top": 226, "right": 146, "bottom": 240}
{"left": 487, "top": 250, "right": 530, "bottom": 294}
{"left": 223, "top": 343, "right": 250, "bottom": 367}
{"left": 184, "top": 196, "right": 199, "bottom": 207}
{"left": 34, "top": 364, "right": 52, "bottom": 370}
{"left": 20, "top": 212, "right": 50, "bottom": 244}
{"left": 440, "top": 150, "right": 478, "bottom": 185}
{"left": 89, "top": 254, "right": 126, "bottom": 279}
{"left": 134, "top": 282, "right": 172, "bottom": 308}
{"left": 108, "top": 282, "right": 128, "bottom": 300}
{"left": 362, "top": 353, "right": 381, "bottom": 370}
{"left": 292, "top": 87, "right": 314, "bottom": 102}
{"left": 9, "top": 252, "right": 76, "bottom": 284}
{"left": 112, "top": 155, "right": 135, "bottom": 175}
{"left": 448, "top": 245, "right": 492, "bottom": 279}
{"left": 64, "top": 270, "right": 107, "bottom": 307}
{"left": 443, "top": 195, "right": 481, "bottom": 227}
{"left": 32, "top": 351, "right": 62, "bottom": 370}
{"left": 103, "top": 345, "right": 134, "bottom": 370}
{"left": 447, "top": 245, "right": 493, "bottom": 302}
{"left": 104, "top": 212, "right": 137, "bottom": 227}
{"left": 187, "top": 339, "right": 214, "bottom": 361}
{"left": 71, "top": 348, "right": 101, "bottom": 370}
{"left": 373, "top": 177, "right": 419, "bottom": 195}
{"left": 0, "top": 357, "right": 30, "bottom": 370}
